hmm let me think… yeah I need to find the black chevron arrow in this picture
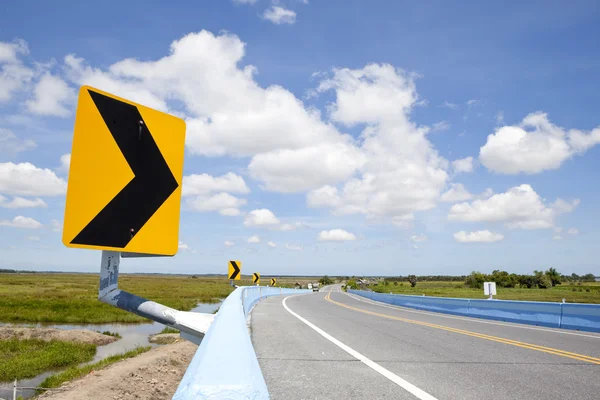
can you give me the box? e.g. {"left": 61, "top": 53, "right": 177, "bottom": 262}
{"left": 230, "top": 261, "right": 240, "bottom": 280}
{"left": 271, "top": 278, "right": 276, "bottom": 286}
{"left": 70, "top": 89, "right": 179, "bottom": 248}
{"left": 253, "top": 273, "right": 259, "bottom": 283}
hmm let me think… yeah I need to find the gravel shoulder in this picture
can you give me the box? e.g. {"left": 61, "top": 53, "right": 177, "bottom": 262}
{"left": 0, "top": 327, "right": 118, "bottom": 346}
{"left": 36, "top": 339, "right": 198, "bottom": 400}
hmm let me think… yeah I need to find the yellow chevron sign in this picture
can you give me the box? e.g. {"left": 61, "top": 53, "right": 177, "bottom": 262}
{"left": 270, "top": 278, "right": 276, "bottom": 286}
{"left": 62, "top": 86, "right": 186, "bottom": 256}
{"left": 228, "top": 261, "right": 241, "bottom": 280}
{"left": 253, "top": 273, "right": 260, "bottom": 284}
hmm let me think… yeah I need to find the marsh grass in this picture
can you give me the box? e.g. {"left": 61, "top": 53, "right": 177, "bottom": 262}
{"left": 0, "top": 339, "right": 96, "bottom": 382}
{"left": 0, "top": 274, "right": 234, "bottom": 323}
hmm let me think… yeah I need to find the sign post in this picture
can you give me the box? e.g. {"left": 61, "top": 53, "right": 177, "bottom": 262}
{"left": 484, "top": 281, "right": 497, "bottom": 300}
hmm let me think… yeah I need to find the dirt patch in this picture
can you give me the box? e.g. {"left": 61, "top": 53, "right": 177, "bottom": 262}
{"left": 37, "top": 340, "right": 198, "bottom": 400}
{"left": 149, "top": 333, "right": 180, "bottom": 345}
{"left": 0, "top": 327, "right": 118, "bottom": 346}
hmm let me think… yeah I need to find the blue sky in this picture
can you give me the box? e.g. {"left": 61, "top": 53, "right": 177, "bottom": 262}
{"left": 1, "top": 0, "right": 599, "bottom": 276}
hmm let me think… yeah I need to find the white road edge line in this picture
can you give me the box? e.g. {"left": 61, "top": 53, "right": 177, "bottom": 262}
{"left": 345, "top": 293, "right": 600, "bottom": 340}
{"left": 282, "top": 295, "right": 438, "bottom": 400}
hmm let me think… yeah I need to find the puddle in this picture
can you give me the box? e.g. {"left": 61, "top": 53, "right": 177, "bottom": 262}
{"left": 0, "top": 301, "right": 222, "bottom": 399}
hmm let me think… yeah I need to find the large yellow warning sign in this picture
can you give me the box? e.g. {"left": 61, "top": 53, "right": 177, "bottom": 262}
{"left": 62, "top": 86, "right": 186, "bottom": 256}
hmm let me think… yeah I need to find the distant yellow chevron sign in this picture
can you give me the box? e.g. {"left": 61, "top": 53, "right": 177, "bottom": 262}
{"left": 253, "top": 273, "right": 260, "bottom": 284}
{"left": 228, "top": 261, "right": 241, "bottom": 280}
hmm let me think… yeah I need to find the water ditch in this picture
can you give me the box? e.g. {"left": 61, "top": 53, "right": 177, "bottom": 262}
{"left": 0, "top": 301, "right": 222, "bottom": 399}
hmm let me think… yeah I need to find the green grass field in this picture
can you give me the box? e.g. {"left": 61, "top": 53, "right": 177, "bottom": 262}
{"left": 371, "top": 280, "right": 600, "bottom": 303}
{"left": 0, "top": 339, "right": 96, "bottom": 382}
{"left": 0, "top": 273, "right": 235, "bottom": 324}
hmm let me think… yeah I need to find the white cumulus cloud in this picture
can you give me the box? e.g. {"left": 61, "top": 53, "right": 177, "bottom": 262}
{"left": 182, "top": 172, "right": 249, "bottom": 196}
{"left": 567, "top": 228, "right": 579, "bottom": 235}
{"left": 440, "top": 183, "right": 473, "bottom": 203}
{"left": 267, "top": 241, "right": 276, "bottom": 248}
{"left": 263, "top": 6, "right": 296, "bottom": 24}
{"left": 451, "top": 156, "right": 474, "bottom": 174}
{"left": 285, "top": 243, "right": 302, "bottom": 251}
{"left": 318, "top": 229, "right": 357, "bottom": 242}
{"left": 480, "top": 112, "right": 600, "bottom": 174}
{"left": 224, "top": 240, "right": 235, "bottom": 247}
{"left": 454, "top": 230, "right": 504, "bottom": 243}
{"left": 0, "top": 162, "right": 67, "bottom": 196}
{"left": 243, "top": 209, "right": 280, "bottom": 227}
{"left": 448, "top": 184, "right": 578, "bottom": 229}
{"left": 0, "top": 196, "right": 47, "bottom": 209}
{"left": 58, "top": 153, "right": 71, "bottom": 173}
{"left": 0, "top": 39, "right": 34, "bottom": 103}
{"left": 247, "top": 235, "right": 260, "bottom": 244}
{"left": 186, "top": 192, "right": 247, "bottom": 216}
{"left": 0, "top": 216, "right": 42, "bottom": 229}
{"left": 178, "top": 241, "right": 190, "bottom": 251}
{"left": 25, "top": 73, "right": 74, "bottom": 117}
{"left": 307, "top": 64, "right": 449, "bottom": 221}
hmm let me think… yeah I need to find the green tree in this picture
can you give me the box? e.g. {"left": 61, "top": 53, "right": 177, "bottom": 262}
{"left": 346, "top": 279, "right": 358, "bottom": 290}
{"left": 319, "top": 275, "right": 334, "bottom": 285}
{"left": 534, "top": 270, "right": 552, "bottom": 289}
{"left": 516, "top": 275, "right": 531, "bottom": 288}
{"left": 465, "top": 271, "right": 487, "bottom": 289}
{"left": 545, "top": 268, "right": 561, "bottom": 286}
{"left": 407, "top": 275, "right": 417, "bottom": 287}
{"left": 582, "top": 273, "right": 597, "bottom": 282}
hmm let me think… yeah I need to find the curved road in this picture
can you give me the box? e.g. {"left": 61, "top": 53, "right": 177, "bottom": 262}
{"left": 251, "top": 285, "right": 600, "bottom": 399}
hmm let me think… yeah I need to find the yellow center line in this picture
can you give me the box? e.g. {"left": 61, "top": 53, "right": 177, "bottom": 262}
{"left": 324, "top": 292, "right": 600, "bottom": 365}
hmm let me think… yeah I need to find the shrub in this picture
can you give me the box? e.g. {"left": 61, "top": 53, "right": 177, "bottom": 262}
{"left": 534, "top": 271, "right": 552, "bottom": 289}
{"left": 465, "top": 271, "right": 487, "bottom": 289}
{"left": 407, "top": 275, "right": 417, "bottom": 287}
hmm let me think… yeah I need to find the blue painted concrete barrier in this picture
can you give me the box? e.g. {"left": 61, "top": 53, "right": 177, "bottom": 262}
{"left": 468, "top": 299, "right": 561, "bottom": 328}
{"left": 560, "top": 303, "right": 600, "bottom": 332}
{"left": 348, "top": 290, "right": 600, "bottom": 332}
{"left": 173, "top": 286, "right": 310, "bottom": 400}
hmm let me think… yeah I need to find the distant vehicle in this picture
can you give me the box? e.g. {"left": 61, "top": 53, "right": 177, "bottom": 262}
{"left": 307, "top": 283, "right": 313, "bottom": 290}
{"left": 312, "top": 282, "right": 320, "bottom": 292}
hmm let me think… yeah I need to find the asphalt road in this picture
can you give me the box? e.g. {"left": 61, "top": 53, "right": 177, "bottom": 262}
{"left": 251, "top": 285, "right": 600, "bottom": 400}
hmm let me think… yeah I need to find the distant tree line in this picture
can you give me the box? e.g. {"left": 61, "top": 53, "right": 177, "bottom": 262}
{"left": 384, "top": 275, "right": 466, "bottom": 282}
{"left": 464, "top": 268, "right": 596, "bottom": 289}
